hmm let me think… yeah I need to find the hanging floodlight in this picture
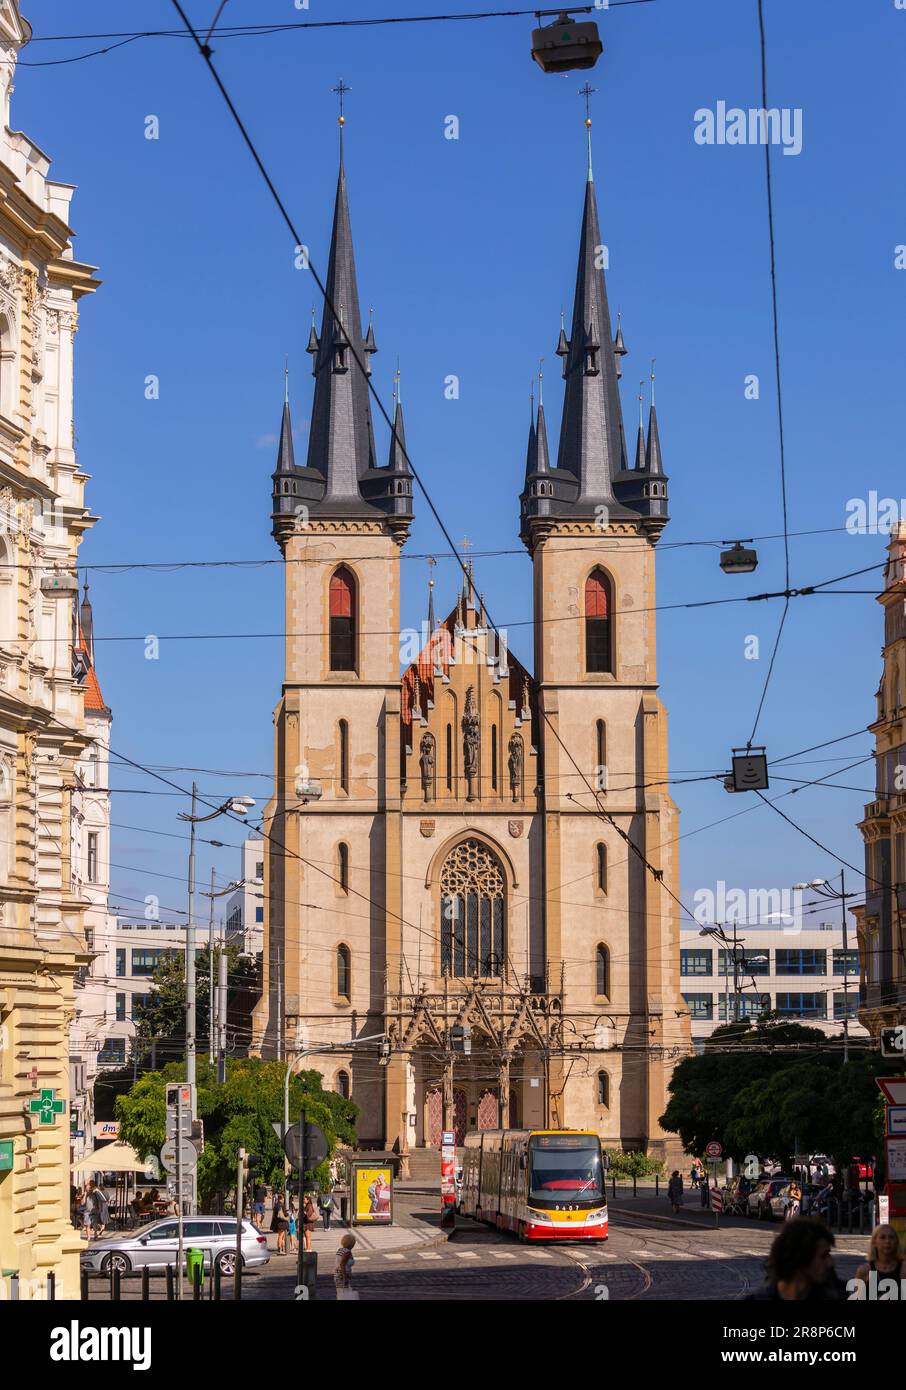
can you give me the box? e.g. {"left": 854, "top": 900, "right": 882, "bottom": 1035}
{"left": 531, "top": 10, "right": 603, "bottom": 73}
{"left": 720, "top": 540, "right": 759, "bottom": 574}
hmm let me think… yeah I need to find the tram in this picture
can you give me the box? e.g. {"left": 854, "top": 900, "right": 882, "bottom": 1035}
{"left": 459, "top": 1129, "right": 608, "bottom": 1240}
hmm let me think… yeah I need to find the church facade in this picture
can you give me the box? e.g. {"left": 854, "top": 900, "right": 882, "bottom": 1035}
{"left": 251, "top": 128, "right": 689, "bottom": 1160}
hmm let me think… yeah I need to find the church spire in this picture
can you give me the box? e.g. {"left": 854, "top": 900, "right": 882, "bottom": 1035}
{"left": 645, "top": 357, "right": 664, "bottom": 475}
{"left": 80, "top": 576, "right": 94, "bottom": 666}
{"left": 634, "top": 379, "right": 646, "bottom": 471}
{"left": 553, "top": 98, "right": 631, "bottom": 512}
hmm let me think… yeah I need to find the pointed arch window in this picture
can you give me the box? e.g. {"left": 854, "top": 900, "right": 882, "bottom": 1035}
{"left": 596, "top": 843, "right": 608, "bottom": 895}
{"left": 446, "top": 723, "right": 453, "bottom": 792}
{"left": 585, "top": 570, "right": 613, "bottom": 674}
{"left": 338, "top": 719, "right": 349, "bottom": 793}
{"left": 491, "top": 723, "right": 498, "bottom": 791}
{"left": 597, "top": 1071, "right": 610, "bottom": 1107}
{"left": 595, "top": 943, "right": 610, "bottom": 997}
{"left": 336, "top": 943, "right": 351, "bottom": 1000}
{"left": 336, "top": 1069, "right": 351, "bottom": 1099}
{"left": 440, "top": 838, "right": 505, "bottom": 979}
{"left": 337, "top": 842, "right": 350, "bottom": 893}
{"left": 595, "top": 719, "right": 607, "bottom": 791}
{"left": 329, "top": 566, "right": 356, "bottom": 672}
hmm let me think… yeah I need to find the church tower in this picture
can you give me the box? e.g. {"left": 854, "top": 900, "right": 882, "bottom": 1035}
{"left": 252, "top": 125, "right": 413, "bottom": 1143}
{"left": 519, "top": 112, "right": 687, "bottom": 1153}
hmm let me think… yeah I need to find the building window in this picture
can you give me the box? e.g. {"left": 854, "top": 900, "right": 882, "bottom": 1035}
{"left": 446, "top": 723, "right": 453, "bottom": 791}
{"left": 337, "top": 1070, "right": 350, "bottom": 1099}
{"left": 115, "top": 948, "right": 126, "bottom": 977}
{"left": 595, "top": 719, "right": 607, "bottom": 790}
{"left": 87, "top": 832, "right": 99, "bottom": 883}
{"left": 584, "top": 569, "right": 613, "bottom": 674}
{"left": 255, "top": 906, "right": 264, "bottom": 923}
{"left": 131, "top": 948, "right": 165, "bottom": 977}
{"left": 338, "top": 719, "right": 349, "bottom": 793}
{"left": 832, "top": 949, "right": 859, "bottom": 977}
{"left": 338, "top": 842, "right": 349, "bottom": 893}
{"left": 440, "top": 838, "right": 505, "bottom": 978}
{"left": 834, "top": 992, "right": 858, "bottom": 1020}
{"left": 336, "top": 944, "right": 351, "bottom": 1000}
{"left": 329, "top": 567, "right": 356, "bottom": 672}
{"left": 595, "top": 943, "right": 610, "bottom": 997}
{"left": 98, "top": 1038, "right": 126, "bottom": 1066}
{"left": 255, "top": 860, "right": 264, "bottom": 879}
{"left": 683, "top": 992, "right": 713, "bottom": 1020}
{"left": 775, "top": 949, "right": 827, "bottom": 977}
{"left": 595, "top": 843, "right": 607, "bottom": 894}
{"left": 131, "top": 994, "right": 150, "bottom": 1019}
{"left": 115, "top": 993, "right": 126, "bottom": 1022}
{"left": 718, "top": 993, "right": 771, "bottom": 1022}
{"left": 491, "top": 724, "right": 498, "bottom": 791}
{"left": 680, "top": 949, "right": 712, "bottom": 977}
{"left": 776, "top": 992, "right": 827, "bottom": 1018}
{"left": 718, "top": 948, "right": 771, "bottom": 977}
{"left": 597, "top": 1072, "right": 609, "bottom": 1107}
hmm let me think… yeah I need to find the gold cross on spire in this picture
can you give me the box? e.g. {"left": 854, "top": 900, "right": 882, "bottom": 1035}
{"left": 333, "top": 79, "right": 351, "bottom": 126}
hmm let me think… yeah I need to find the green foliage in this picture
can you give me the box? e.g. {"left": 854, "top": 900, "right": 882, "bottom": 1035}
{"left": 131, "top": 944, "right": 258, "bottom": 1066}
{"left": 114, "top": 1056, "right": 358, "bottom": 1206}
{"left": 660, "top": 1019, "right": 890, "bottom": 1168}
{"left": 606, "top": 1150, "right": 664, "bottom": 1179}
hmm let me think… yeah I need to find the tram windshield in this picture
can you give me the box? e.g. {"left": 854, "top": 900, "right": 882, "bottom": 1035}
{"left": 528, "top": 1135, "right": 604, "bottom": 1204}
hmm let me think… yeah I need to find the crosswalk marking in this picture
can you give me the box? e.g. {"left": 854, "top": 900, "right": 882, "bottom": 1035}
{"left": 695, "top": 1249, "right": 733, "bottom": 1259}
{"left": 452, "top": 1250, "right": 480, "bottom": 1258}
{"left": 488, "top": 1251, "right": 517, "bottom": 1259}
{"left": 525, "top": 1250, "right": 553, "bottom": 1259}
{"left": 383, "top": 1252, "right": 405, "bottom": 1261}
{"left": 417, "top": 1251, "right": 442, "bottom": 1260}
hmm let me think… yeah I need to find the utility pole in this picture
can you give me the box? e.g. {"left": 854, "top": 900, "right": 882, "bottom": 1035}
{"left": 840, "top": 868, "right": 850, "bottom": 1065}
{"left": 208, "top": 866, "right": 216, "bottom": 1063}
{"left": 185, "top": 782, "right": 198, "bottom": 1215}
{"left": 218, "top": 946, "right": 228, "bottom": 1083}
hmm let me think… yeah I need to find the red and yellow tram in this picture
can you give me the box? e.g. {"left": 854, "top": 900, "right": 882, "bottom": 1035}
{"left": 460, "top": 1128, "right": 608, "bottom": 1240}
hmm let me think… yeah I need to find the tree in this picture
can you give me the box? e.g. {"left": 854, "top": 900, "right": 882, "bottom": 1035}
{"left": 114, "top": 1057, "right": 358, "bottom": 1206}
{"left": 132, "top": 944, "right": 258, "bottom": 1067}
{"left": 660, "top": 1019, "right": 885, "bottom": 1169}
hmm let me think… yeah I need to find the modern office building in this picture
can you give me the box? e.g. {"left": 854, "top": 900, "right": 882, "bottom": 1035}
{"left": 224, "top": 838, "right": 265, "bottom": 957}
{"left": 679, "top": 923, "right": 866, "bottom": 1047}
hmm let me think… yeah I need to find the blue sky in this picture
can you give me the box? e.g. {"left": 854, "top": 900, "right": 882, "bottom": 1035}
{"left": 18, "top": 1, "right": 906, "bottom": 929}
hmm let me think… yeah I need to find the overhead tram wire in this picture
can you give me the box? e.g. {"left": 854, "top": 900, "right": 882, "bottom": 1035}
{"left": 747, "top": 0, "right": 793, "bottom": 749}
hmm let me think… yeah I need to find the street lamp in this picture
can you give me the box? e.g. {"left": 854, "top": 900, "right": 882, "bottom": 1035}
{"left": 792, "top": 873, "right": 857, "bottom": 1063}
{"left": 177, "top": 783, "right": 256, "bottom": 1211}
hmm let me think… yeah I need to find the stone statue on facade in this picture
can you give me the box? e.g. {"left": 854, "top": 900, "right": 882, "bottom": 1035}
{"left": 419, "top": 732, "right": 435, "bottom": 802}
{"left": 508, "top": 731, "right": 523, "bottom": 803}
{"left": 462, "top": 685, "right": 480, "bottom": 802}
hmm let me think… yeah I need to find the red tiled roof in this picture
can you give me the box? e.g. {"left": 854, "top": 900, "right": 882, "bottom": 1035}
{"left": 75, "top": 634, "right": 109, "bottom": 714}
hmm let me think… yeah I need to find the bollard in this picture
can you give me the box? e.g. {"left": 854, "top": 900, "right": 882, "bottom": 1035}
{"left": 166, "top": 1264, "right": 175, "bottom": 1301}
{"left": 655, "top": 1175, "right": 659, "bottom": 1197}
{"left": 213, "top": 1261, "right": 221, "bottom": 1302}
{"left": 632, "top": 1174, "right": 637, "bottom": 1198}
{"left": 80, "top": 1269, "right": 89, "bottom": 1302}
{"left": 193, "top": 1260, "right": 202, "bottom": 1301}
{"left": 141, "top": 1268, "right": 150, "bottom": 1302}
{"left": 235, "top": 1258, "right": 241, "bottom": 1302}
{"left": 611, "top": 1174, "right": 616, "bottom": 1198}
{"left": 10, "top": 1274, "right": 18, "bottom": 1301}
{"left": 47, "top": 1272, "right": 55, "bottom": 1302}
{"left": 111, "top": 1266, "right": 121, "bottom": 1302}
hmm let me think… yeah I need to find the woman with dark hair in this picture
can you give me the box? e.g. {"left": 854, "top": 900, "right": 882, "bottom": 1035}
{"left": 747, "top": 1218, "right": 842, "bottom": 1301}
{"left": 667, "top": 1170, "right": 684, "bottom": 1215}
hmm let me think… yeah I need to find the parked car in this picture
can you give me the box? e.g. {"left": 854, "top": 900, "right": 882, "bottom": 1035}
{"left": 80, "top": 1216, "right": 269, "bottom": 1276}
{"left": 746, "top": 1177, "right": 793, "bottom": 1220}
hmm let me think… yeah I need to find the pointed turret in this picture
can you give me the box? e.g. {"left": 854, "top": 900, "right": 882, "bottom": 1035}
{"left": 270, "top": 132, "right": 413, "bottom": 544}
{"left": 80, "top": 577, "right": 94, "bottom": 666}
{"left": 633, "top": 380, "right": 646, "bottom": 471}
{"left": 613, "top": 311, "right": 627, "bottom": 378}
{"left": 615, "top": 361, "right": 669, "bottom": 529}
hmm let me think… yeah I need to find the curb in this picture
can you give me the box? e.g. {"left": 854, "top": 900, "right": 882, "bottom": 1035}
{"left": 609, "top": 1202, "right": 732, "bottom": 1230}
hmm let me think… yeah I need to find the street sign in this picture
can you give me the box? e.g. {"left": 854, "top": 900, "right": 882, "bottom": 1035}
{"left": 160, "top": 1138, "right": 198, "bottom": 1174}
{"left": 886, "top": 1138, "right": 906, "bottom": 1183}
{"left": 710, "top": 1187, "right": 723, "bottom": 1212}
{"left": 887, "top": 1106, "right": 906, "bottom": 1137}
{"left": 881, "top": 1026, "right": 906, "bottom": 1059}
{"left": 442, "top": 1131, "right": 456, "bottom": 1147}
{"left": 166, "top": 1105, "right": 192, "bottom": 1142}
{"left": 282, "top": 1122, "right": 329, "bottom": 1170}
{"left": 876, "top": 1077, "right": 906, "bottom": 1106}
{"left": 94, "top": 1121, "right": 119, "bottom": 1139}
{"left": 705, "top": 1141, "right": 722, "bottom": 1159}
{"left": 730, "top": 750, "right": 769, "bottom": 793}
{"left": 0, "top": 1141, "right": 13, "bottom": 1171}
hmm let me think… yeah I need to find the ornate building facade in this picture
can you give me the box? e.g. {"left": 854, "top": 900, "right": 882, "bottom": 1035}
{"left": 0, "top": 4, "right": 99, "bottom": 1293}
{"left": 252, "top": 124, "right": 689, "bottom": 1159}
{"left": 854, "top": 522, "right": 906, "bottom": 1036}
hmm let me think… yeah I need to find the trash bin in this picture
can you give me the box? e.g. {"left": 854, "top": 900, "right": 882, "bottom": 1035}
{"left": 186, "top": 1246, "right": 205, "bottom": 1285}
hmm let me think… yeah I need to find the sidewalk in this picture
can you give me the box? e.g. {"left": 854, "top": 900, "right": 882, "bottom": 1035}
{"left": 257, "top": 1189, "right": 450, "bottom": 1258}
{"left": 608, "top": 1190, "right": 871, "bottom": 1248}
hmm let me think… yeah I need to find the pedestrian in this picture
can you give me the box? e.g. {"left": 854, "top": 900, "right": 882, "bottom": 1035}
{"left": 689, "top": 1160, "right": 700, "bottom": 1190}
{"left": 667, "top": 1170, "right": 684, "bottom": 1214}
{"left": 854, "top": 1224, "right": 906, "bottom": 1291}
{"left": 288, "top": 1196, "right": 299, "bottom": 1254}
{"left": 303, "top": 1191, "right": 317, "bottom": 1252}
{"left": 85, "top": 1180, "right": 109, "bottom": 1239}
{"left": 272, "top": 1191, "right": 289, "bottom": 1255}
{"left": 334, "top": 1232, "right": 358, "bottom": 1300}
{"left": 319, "top": 1188, "right": 335, "bottom": 1231}
{"left": 746, "top": 1217, "right": 843, "bottom": 1301}
{"left": 700, "top": 1168, "right": 709, "bottom": 1207}
{"left": 786, "top": 1178, "right": 802, "bottom": 1222}
{"left": 253, "top": 1181, "right": 268, "bottom": 1230}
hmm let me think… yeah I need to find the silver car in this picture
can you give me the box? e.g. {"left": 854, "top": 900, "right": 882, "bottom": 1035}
{"left": 80, "top": 1216, "right": 270, "bottom": 1276}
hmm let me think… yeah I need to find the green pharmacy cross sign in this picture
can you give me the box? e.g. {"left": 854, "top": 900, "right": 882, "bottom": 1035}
{"left": 29, "top": 1089, "right": 65, "bottom": 1127}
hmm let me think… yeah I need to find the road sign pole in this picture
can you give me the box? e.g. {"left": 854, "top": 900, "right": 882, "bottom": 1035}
{"left": 235, "top": 1149, "right": 245, "bottom": 1302}
{"left": 176, "top": 1089, "right": 184, "bottom": 1301}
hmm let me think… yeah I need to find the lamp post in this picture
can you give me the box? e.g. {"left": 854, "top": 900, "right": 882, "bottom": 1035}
{"left": 792, "top": 874, "right": 858, "bottom": 1063}
{"left": 700, "top": 923, "right": 741, "bottom": 1023}
{"left": 177, "top": 784, "right": 255, "bottom": 1212}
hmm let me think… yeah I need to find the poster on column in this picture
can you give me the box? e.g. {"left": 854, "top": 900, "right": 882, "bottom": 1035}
{"left": 352, "top": 1163, "right": 394, "bottom": 1224}
{"left": 441, "top": 1129, "right": 456, "bottom": 1220}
